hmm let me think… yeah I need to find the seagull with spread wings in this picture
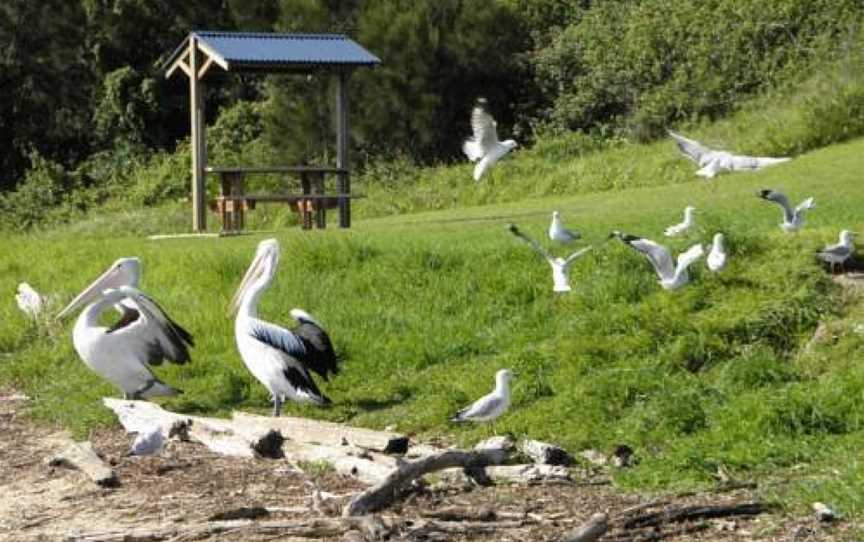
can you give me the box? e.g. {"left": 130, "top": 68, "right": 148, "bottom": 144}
{"left": 510, "top": 224, "right": 592, "bottom": 293}
{"left": 757, "top": 189, "right": 815, "bottom": 232}
{"left": 668, "top": 131, "right": 790, "bottom": 178}
{"left": 611, "top": 231, "right": 705, "bottom": 290}
{"left": 462, "top": 98, "right": 517, "bottom": 181}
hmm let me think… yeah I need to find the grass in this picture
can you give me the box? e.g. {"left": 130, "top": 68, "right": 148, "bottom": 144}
{"left": 2, "top": 133, "right": 864, "bottom": 520}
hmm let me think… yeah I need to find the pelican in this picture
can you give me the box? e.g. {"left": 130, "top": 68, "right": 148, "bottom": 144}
{"left": 664, "top": 206, "right": 695, "bottom": 237}
{"left": 610, "top": 231, "right": 705, "bottom": 290}
{"left": 758, "top": 189, "right": 815, "bottom": 232}
{"left": 462, "top": 98, "right": 518, "bottom": 181}
{"left": 451, "top": 369, "right": 512, "bottom": 430}
{"left": 509, "top": 224, "right": 592, "bottom": 293}
{"left": 230, "top": 239, "right": 340, "bottom": 416}
{"left": 817, "top": 230, "right": 855, "bottom": 274}
{"left": 59, "top": 286, "right": 190, "bottom": 399}
{"left": 668, "top": 131, "right": 790, "bottom": 178}
{"left": 549, "top": 211, "right": 581, "bottom": 244}
{"left": 706, "top": 233, "right": 728, "bottom": 272}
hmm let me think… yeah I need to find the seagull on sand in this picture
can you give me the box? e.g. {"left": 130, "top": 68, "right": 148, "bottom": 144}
{"left": 549, "top": 211, "right": 581, "bottom": 244}
{"left": 16, "top": 283, "right": 43, "bottom": 319}
{"left": 664, "top": 206, "right": 696, "bottom": 237}
{"left": 129, "top": 427, "right": 164, "bottom": 456}
{"left": 610, "top": 232, "right": 705, "bottom": 290}
{"left": 509, "top": 224, "right": 592, "bottom": 293}
{"left": 817, "top": 230, "right": 855, "bottom": 274}
{"left": 706, "top": 233, "right": 728, "bottom": 272}
{"left": 668, "top": 131, "right": 790, "bottom": 178}
{"left": 757, "top": 189, "right": 815, "bottom": 232}
{"left": 451, "top": 369, "right": 512, "bottom": 431}
{"left": 462, "top": 98, "right": 517, "bottom": 181}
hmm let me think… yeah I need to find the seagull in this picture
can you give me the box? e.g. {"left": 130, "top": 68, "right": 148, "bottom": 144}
{"left": 230, "top": 239, "right": 340, "bottom": 416}
{"left": 16, "top": 283, "right": 43, "bottom": 319}
{"left": 57, "top": 257, "right": 193, "bottom": 364}
{"left": 757, "top": 189, "right": 815, "bottom": 232}
{"left": 664, "top": 206, "right": 695, "bottom": 237}
{"left": 129, "top": 427, "right": 165, "bottom": 456}
{"left": 462, "top": 98, "right": 517, "bottom": 181}
{"left": 610, "top": 232, "right": 705, "bottom": 290}
{"left": 706, "top": 233, "right": 727, "bottom": 272}
{"left": 668, "top": 131, "right": 790, "bottom": 178}
{"left": 58, "top": 286, "right": 189, "bottom": 399}
{"left": 817, "top": 230, "right": 855, "bottom": 274}
{"left": 549, "top": 211, "right": 581, "bottom": 244}
{"left": 450, "top": 369, "right": 512, "bottom": 430}
{"left": 509, "top": 224, "right": 592, "bottom": 293}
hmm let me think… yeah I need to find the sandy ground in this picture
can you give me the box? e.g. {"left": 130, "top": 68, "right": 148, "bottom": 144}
{"left": 0, "top": 390, "right": 855, "bottom": 542}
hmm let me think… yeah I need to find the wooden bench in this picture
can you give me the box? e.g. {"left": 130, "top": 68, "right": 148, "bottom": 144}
{"left": 207, "top": 166, "right": 362, "bottom": 233}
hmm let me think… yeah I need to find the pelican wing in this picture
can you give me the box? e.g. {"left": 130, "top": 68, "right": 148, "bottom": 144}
{"left": 674, "top": 243, "right": 705, "bottom": 277}
{"left": 108, "top": 289, "right": 193, "bottom": 366}
{"left": 668, "top": 131, "right": 712, "bottom": 164}
{"left": 509, "top": 224, "right": 553, "bottom": 262}
{"left": 623, "top": 235, "right": 675, "bottom": 280}
{"left": 290, "top": 309, "right": 340, "bottom": 381}
{"left": 248, "top": 319, "right": 329, "bottom": 403}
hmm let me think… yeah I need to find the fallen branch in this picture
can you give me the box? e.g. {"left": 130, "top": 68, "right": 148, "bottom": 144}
{"left": 562, "top": 512, "right": 608, "bottom": 542}
{"left": 622, "top": 501, "right": 772, "bottom": 530}
{"left": 519, "top": 439, "right": 574, "bottom": 466}
{"left": 438, "top": 464, "right": 572, "bottom": 486}
{"left": 49, "top": 441, "right": 118, "bottom": 488}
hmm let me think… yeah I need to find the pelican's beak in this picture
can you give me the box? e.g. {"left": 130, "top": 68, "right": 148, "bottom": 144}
{"left": 228, "top": 249, "right": 269, "bottom": 317}
{"left": 57, "top": 264, "right": 127, "bottom": 320}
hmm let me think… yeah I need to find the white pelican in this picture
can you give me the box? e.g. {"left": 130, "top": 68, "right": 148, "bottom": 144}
{"left": 451, "top": 369, "right": 512, "bottom": 427}
{"left": 16, "top": 283, "right": 43, "bottom": 319}
{"left": 817, "top": 230, "right": 855, "bottom": 274}
{"left": 664, "top": 206, "right": 695, "bottom": 237}
{"left": 758, "top": 189, "right": 815, "bottom": 232}
{"left": 549, "top": 211, "right": 581, "bottom": 243}
{"left": 611, "top": 231, "right": 705, "bottom": 290}
{"left": 59, "top": 286, "right": 190, "bottom": 399}
{"left": 509, "top": 224, "right": 592, "bottom": 293}
{"left": 706, "top": 233, "right": 728, "bottom": 272}
{"left": 58, "top": 258, "right": 193, "bottom": 364}
{"left": 462, "top": 98, "right": 517, "bottom": 182}
{"left": 668, "top": 131, "right": 790, "bottom": 178}
{"left": 230, "top": 239, "right": 340, "bottom": 416}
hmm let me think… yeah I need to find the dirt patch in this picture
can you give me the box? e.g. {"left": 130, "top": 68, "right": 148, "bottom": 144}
{"left": 0, "top": 390, "right": 854, "bottom": 541}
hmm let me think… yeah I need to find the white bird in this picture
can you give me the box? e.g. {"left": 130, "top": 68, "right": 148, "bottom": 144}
{"left": 549, "top": 211, "right": 581, "bottom": 244}
{"left": 58, "top": 286, "right": 190, "bottom": 399}
{"left": 129, "top": 427, "right": 165, "bottom": 456}
{"left": 664, "top": 206, "right": 696, "bottom": 237}
{"left": 462, "top": 98, "right": 517, "bottom": 181}
{"left": 450, "top": 369, "right": 512, "bottom": 426}
{"left": 817, "top": 230, "right": 855, "bottom": 274}
{"left": 668, "top": 131, "right": 790, "bottom": 178}
{"left": 758, "top": 189, "right": 815, "bottom": 232}
{"left": 57, "top": 258, "right": 193, "bottom": 364}
{"left": 230, "top": 239, "right": 340, "bottom": 416}
{"left": 706, "top": 233, "right": 727, "bottom": 272}
{"left": 16, "top": 282, "right": 43, "bottom": 319}
{"left": 611, "top": 232, "right": 705, "bottom": 290}
{"left": 509, "top": 224, "right": 591, "bottom": 293}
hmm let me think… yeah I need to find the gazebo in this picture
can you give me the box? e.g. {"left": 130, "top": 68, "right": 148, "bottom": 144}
{"left": 163, "top": 31, "right": 380, "bottom": 233}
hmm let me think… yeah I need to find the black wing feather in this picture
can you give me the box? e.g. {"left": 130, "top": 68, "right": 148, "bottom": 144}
{"left": 293, "top": 321, "right": 340, "bottom": 381}
{"left": 283, "top": 366, "right": 331, "bottom": 405}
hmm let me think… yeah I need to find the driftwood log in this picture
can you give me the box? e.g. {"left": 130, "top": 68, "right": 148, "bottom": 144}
{"left": 519, "top": 439, "right": 575, "bottom": 466}
{"left": 438, "top": 463, "right": 572, "bottom": 487}
{"left": 49, "top": 441, "right": 118, "bottom": 488}
{"left": 563, "top": 512, "right": 608, "bottom": 542}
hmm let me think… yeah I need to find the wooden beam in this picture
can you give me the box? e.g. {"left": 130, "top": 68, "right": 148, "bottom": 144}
{"left": 195, "top": 39, "right": 230, "bottom": 71}
{"left": 165, "top": 51, "right": 191, "bottom": 80}
{"left": 197, "top": 56, "right": 215, "bottom": 79}
{"left": 335, "top": 70, "right": 351, "bottom": 228}
{"left": 189, "top": 35, "right": 207, "bottom": 232}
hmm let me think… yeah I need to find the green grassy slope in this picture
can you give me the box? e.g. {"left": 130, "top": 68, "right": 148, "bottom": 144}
{"left": 2, "top": 137, "right": 863, "bottom": 515}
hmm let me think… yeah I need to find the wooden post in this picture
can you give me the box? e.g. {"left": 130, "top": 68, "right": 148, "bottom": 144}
{"left": 189, "top": 35, "right": 207, "bottom": 232}
{"left": 336, "top": 70, "right": 350, "bottom": 228}
{"left": 300, "top": 172, "right": 313, "bottom": 230}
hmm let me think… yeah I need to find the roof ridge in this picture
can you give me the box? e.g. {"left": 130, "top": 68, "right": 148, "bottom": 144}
{"left": 194, "top": 30, "right": 349, "bottom": 40}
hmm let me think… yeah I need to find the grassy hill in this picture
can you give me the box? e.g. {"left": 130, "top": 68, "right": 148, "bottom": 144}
{"left": 2, "top": 134, "right": 863, "bottom": 518}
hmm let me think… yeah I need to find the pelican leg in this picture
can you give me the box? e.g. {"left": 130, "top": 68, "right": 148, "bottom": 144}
{"left": 272, "top": 397, "right": 283, "bottom": 417}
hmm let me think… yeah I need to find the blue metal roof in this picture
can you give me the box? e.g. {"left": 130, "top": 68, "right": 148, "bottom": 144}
{"left": 164, "top": 31, "right": 380, "bottom": 74}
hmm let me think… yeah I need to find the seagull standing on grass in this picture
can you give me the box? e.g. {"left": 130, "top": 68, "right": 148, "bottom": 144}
{"left": 509, "top": 224, "right": 592, "bottom": 293}
{"left": 230, "top": 239, "right": 340, "bottom": 416}
{"left": 462, "top": 98, "right": 518, "bottom": 182}
{"left": 817, "top": 230, "right": 855, "bottom": 274}
{"left": 610, "top": 232, "right": 705, "bottom": 290}
{"left": 16, "top": 283, "right": 43, "bottom": 319}
{"left": 664, "top": 206, "right": 696, "bottom": 237}
{"left": 757, "top": 189, "right": 815, "bottom": 232}
{"left": 706, "top": 233, "right": 728, "bottom": 272}
{"left": 451, "top": 369, "right": 512, "bottom": 432}
{"left": 668, "top": 131, "right": 791, "bottom": 178}
{"left": 549, "top": 211, "right": 581, "bottom": 243}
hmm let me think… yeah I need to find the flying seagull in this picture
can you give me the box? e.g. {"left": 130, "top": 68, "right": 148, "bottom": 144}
{"left": 817, "top": 230, "right": 855, "bottom": 274}
{"left": 230, "top": 239, "right": 340, "bottom": 416}
{"left": 668, "top": 131, "right": 790, "bottom": 178}
{"left": 509, "top": 224, "right": 592, "bottom": 293}
{"left": 462, "top": 98, "right": 517, "bottom": 182}
{"left": 57, "top": 257, "right": 193, "bottom": 365}
{"left": 451, "top": 369, "right": 512, "bottom": 430}
{"left": 664, "top": 206, "right": 696, "bottom": 237}
{"left": 706, "top": 233, "right": 728, "bottom": 272}
{"left": 610, "top": 232, "right": 705, "bottom": 290}
{"left": 59, "top": 286, "right": 189, "bottom": 399}
{"left": 16, "top": 283, "right": 43, "bottom": 319}
{"left": 757, "top": 189, "right": 815, "bottom": 232}
{"left": 129, "top": 427, "right": 165, "bottom": 456}
{"left": 549, "top": 211, "right": 581, "bottom": 243}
